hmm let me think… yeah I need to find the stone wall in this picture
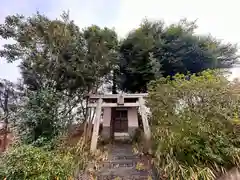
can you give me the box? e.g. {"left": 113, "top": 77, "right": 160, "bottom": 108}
{"left": 127, "top": 107, "right": 138, "bottom": 137}
{"left": 101, "top": 107, "right": 111, "bottom": 139}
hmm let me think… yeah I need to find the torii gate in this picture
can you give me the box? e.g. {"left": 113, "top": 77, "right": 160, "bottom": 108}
{"left": 87, "top": 93, "right": 151, "bottom": 152}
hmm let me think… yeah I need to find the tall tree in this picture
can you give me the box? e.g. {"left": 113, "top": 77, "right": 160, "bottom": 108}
{"left": 0, "top": 13, "right": 118, "bottom": 94}
{"left": 0, "top": 13, "right": 88, "bottom": 93}
{"left": 119, "top": 19, "right": 239, "bottom": 93}
{"left": 0, "top": 12, "right": 119, "bottom": 143}
{"left": 82, "top": 25, "right": 119, "bottom": 93}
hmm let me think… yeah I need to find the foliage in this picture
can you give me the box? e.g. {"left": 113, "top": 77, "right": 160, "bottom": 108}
{"left": 18, "top": 88, "right": 63, "bottom": 145}
{"left": 0, "top": 138, "right": 90, "bottom": 180}
{"left": 83, "top": 25, "right": 119, "bottom": 92}
{"left": 0, "top": 13, "right": 119, "bottom": 144}
{"left": 131, "top": 127, "right": 144, "bottom": 143}
{"left": 0, "top": 11, "right": 118, "bottom": 141}
{"left": 148, "top": 70, "right": 240, "bottom": 179}
{"left": 0, "top": 145, "right": 73, "bottom": 180}
{"left": 1, "top": 10, "right": 240, "bottom": 180}
{"left": 119, "top": 19, "right": 239, "bottom": 92}
{"left": 0, "top": 12, "right": 118, "bottom": 94}
{"left": 54, "top": 137, "right": 91, "bottom": 173}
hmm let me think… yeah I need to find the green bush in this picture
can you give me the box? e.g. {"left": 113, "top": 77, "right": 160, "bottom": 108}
{"left": 0, "top": 145, "right": 73, "bottom": 180}
{"left": 20, "top": 88, "right": 62, "bottom": 145}
{"left": 147, "top": 70, "right": 240, "bottom": 180}
{"left": 0, "top": 138, "right": 89, "bottom": 180}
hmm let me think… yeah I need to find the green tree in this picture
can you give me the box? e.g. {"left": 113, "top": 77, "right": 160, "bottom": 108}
{"left": 0, "top": 12, "right": 118, "bottom": 94}
{"left": 82, "top": 25, "right": 119, "bottom": 93}
{"left": 119, "top": 19, "right": 238, "bottom": 93}
{"left": 0, "top": 12, "right": 87, "bottom": 92}
{"left": 0, "top": 12, "right": 119, "bottom": 143}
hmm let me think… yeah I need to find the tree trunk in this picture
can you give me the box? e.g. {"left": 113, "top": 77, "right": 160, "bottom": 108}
{"left": 2, "top": 117, "right": 8, "bottom": 152}
{"left": 112, "top": 69, "right": 117, "bottom": 94}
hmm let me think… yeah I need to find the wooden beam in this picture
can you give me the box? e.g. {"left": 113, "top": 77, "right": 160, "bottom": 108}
{"left": 90, "top": 98, "right": 103, "bottom": 152}
{"left": 87, "top": 93, "right": 148, "bottom": 99}
{"left": 87, "top": 102, "right": 140, "bottom": 108}
{"left": 139, "top": 97, "right": 151, "bottom": 140}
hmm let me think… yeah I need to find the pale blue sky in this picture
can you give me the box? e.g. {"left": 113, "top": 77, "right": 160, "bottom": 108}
{"left": 1, "top": 0, "right": 240, "bottom": 82}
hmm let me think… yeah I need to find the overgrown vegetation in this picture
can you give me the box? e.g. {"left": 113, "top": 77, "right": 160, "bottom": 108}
{"left": 20, "top": 88, "right": 62, "bottom": 145}
{"left": 0, "top": 138, "right": 90, "bottom": 179}
{"left": 148, "top": 70, "right": 240, "bottom": 179}
{"left": 0, "top": 10, "right": 239, "bottom": 179}
{"left": 0, "top": 12, "right": 116, "bottom": 179}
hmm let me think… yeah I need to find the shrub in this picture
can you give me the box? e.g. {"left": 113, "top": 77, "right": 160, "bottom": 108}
{"left": 19, "top": 88, "right": 63, "bottom": 145}
{"left": 147, "top": 70, "right": 240, "bottom": 180}
{"left": 56, "top": 137, "right": 91, "bottom": 172}
{"left": 0, "top": 138, "right": 90, "bottom": 180}
{"left": 0, "top": 145, "right": 73, "bottom": 180}
{"left": 132, "top": 127, "right": 143, "bottom": 143}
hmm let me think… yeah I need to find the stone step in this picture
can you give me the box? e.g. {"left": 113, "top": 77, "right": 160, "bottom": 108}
{"left": 95, "top": 143, "right": 155, "bottom": 180}
{"left": 111, "top": 154, "right": 139, "bottom": 160}
{"left": 97, "top": 166, "right": 151, "bottom": 177}
{"left": 97, "top": 174, "right": 153, "bottom": 180}
{"left": 110, "top": 152, "right": 135, "bottom": 158}
{"left": 101, "top": 159, "right": 140, "bottom": 168}
{"left": 110, "top": 144, "right": 133, "bottom": 149}
{"left": 109, "top": 143, "right": 133, "bottom": 148}
{"left": 110, "top": 147, "right": 134, "bottom": 153}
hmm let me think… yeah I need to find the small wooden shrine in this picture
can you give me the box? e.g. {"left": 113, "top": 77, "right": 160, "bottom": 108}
{"left": 87, "top": 93, "right": 150, "bottom": 152}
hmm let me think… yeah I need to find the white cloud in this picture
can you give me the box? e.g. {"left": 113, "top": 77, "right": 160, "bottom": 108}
{"left": 115, "top": 0, "right": 240, "bottom": 43}
{"left": 47, "top": 0, "right": 119, "bottom": 28}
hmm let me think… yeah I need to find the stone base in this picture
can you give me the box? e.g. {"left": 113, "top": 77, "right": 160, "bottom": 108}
{"left": 114, "top": 132, "right": 130, "bottom": 141}
{"left": 101, "top": 126, "right": 111, "bottom": 140}
{"left": 101, "top": 126, "right": 139, "bottom": 141}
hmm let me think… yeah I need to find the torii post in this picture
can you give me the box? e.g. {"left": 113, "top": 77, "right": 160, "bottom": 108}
{"left": 139, "top": 97, "right": 151, "bottom": 151}
{"left": 90, "top": 98, "right": 103, "bottom": 152}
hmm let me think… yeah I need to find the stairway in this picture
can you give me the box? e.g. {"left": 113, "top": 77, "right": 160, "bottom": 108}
{"left": 96, "top": 143, "right": 155, "bottom": 180}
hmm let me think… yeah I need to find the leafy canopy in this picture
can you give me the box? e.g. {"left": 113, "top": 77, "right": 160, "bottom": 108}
{"left": 0, "top": 12, "right": 118, "bottom": 94}
{"left": 119, "top": 19, "right": 238, "bottom": 93}
{"left": 0, "top": 12, "right": 119, "bottom": 144}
